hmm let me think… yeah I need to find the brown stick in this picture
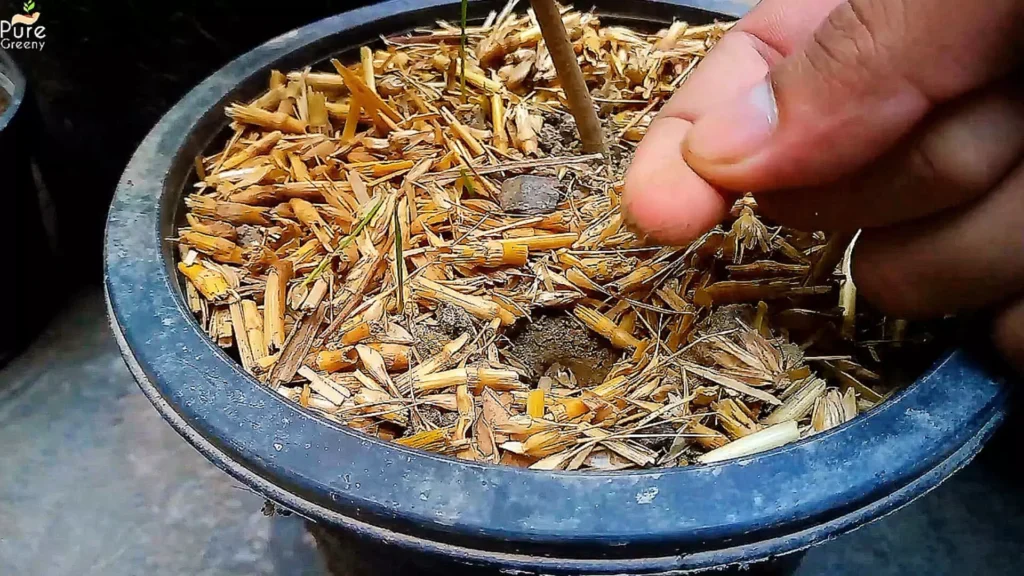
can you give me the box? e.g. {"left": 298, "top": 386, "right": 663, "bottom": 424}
{"left": 528, "top": 0, "right": 605, "bottom": 153}
{"left": 806, "top": 231, "right": 854, "bottom": 286}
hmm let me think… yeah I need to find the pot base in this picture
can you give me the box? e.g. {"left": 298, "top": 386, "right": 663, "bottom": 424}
{"left": 306, "top": 522, "right": 805, "bottom": 576}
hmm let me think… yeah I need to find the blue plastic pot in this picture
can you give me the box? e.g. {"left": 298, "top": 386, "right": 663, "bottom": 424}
{"left": 104, "top": 1, "right": 1011, "bottom": 573}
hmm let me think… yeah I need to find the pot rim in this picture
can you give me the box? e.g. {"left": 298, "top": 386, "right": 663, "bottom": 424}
{"left": 104, "top": 0, "right": 1010, "bottom": 570}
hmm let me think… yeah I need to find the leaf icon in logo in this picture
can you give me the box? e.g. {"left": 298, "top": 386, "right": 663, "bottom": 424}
{"left": 24, "top": 1, "right": 36, "bottom": 13}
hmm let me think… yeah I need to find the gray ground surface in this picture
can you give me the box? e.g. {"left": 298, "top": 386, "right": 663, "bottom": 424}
{"left": 1, "top": 289, "right": 1022, "bottom": 575}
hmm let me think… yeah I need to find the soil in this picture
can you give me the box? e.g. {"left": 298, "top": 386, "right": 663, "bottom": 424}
{"left": 416, "top": 406, "right": 459, "bottom": 432}
{"left": 236, "top": 224, "right": 263, "bottom": 248}
{"left": 634, "top": 422, "right": 676, "bottom": 452}
{"left": 607, "top": 135, "right": 636, "bottom": 176}
{"left": 507, "top": 313, "right": 621, "bottom": 388}
{"left": 705, "top": 304, "right": 757, "bottom": 334}
{"left": 410, "top": 302, "right": 475, "bottom": 359}
{"left": 539, "top": 112, "right": 582, "bottom": 156}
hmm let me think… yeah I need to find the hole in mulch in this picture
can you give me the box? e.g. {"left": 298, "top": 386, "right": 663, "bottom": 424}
{"left": 506, "top": 312, "right": 621, "bottom": 388}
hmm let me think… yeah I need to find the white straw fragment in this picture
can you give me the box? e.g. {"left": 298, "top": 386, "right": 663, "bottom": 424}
{"left": 697, "top": 421, "right": 800, "bottom": 464}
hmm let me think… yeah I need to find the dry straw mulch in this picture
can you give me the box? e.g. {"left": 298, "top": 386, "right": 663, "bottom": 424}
{"left": 175, "top": 1, "right": 914, "bottom": 470}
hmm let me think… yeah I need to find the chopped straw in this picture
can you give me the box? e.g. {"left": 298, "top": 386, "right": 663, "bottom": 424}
{"left": 175, "top": 1, "right": 931, "bottom": 470}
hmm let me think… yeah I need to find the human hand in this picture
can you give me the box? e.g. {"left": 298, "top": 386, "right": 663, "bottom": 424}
{"left": 623, "top": 0, "right": 1024, "bottom": 368}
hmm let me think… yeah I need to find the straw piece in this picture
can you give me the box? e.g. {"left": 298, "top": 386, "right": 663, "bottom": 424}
{"left": 178, "top": 262, "right": 232, "bottom": 302}
{"left": 230, "top": 301, "right": 255, "bottom": 373}
{"left": 686, "top": 421, "right": 729, "bottom": 451}
{"left": 411, "top": 277, "right": 510, "bottom": 325}
{"left": 270, "top": 303, "right": 328, "bottom": 387}
{"left": 264, "top": 260, "right": 293, "bottom": 353}
{"left": 226, "top": 103, "right": 306, "bottom": 133}
{"left": 443, "top": 241, "right": 529, "bottom": 267}
{"left": 697, "top": 421, "right": 800, "bottom": 464}
{"left": 574, "top": 306, "right": 641, "bottom": 349}
{"left": 677, "top": 361, "right": 782, "bottom": 406}
{"left": 413, "top": 367, "right": 522, "bottom": 393}
{"left": 180, "top": 231, "right": 245, "bottom": 265}
{"left": 315, "top": 349, "right": 357, "bottom": 372}
{"left": 330, "top": 59, "right": 403, "bottom": 122}
{"left": 526, "top": 389, "right": 545, "bottom": 418}
{"left": 763, "top": 377, "right": 826, "bottom": 425}
{"left": 499, "top": 233, "right": 578, "bottom": 252}
{"left": 299, "top": 365, "right": 351, "bottom": 406}
{"left": 695, "top": 280, "right": 831, "bottom": 307}
{"left": 360, "top": 46, "right": 377, "bottom": 94}
{"left": 397, "top": 427, "right": 452, "bottom": 451}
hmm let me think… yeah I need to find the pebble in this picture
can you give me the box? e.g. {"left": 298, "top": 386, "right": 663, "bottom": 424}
{"left": 499, "top": 175, "right": 560, "bottom": 215}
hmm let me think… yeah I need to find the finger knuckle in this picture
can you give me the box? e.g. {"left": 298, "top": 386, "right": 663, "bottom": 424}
{"left": 993, "top": 300, "right": 1024, "bottom": 371}
{"left": 915, "top": 109, "right": 1011, "bottom": 193}
{"left": 804, "top": 0, "right": 900, "bottom": 92}
{"left": 905, "top": 141, "right": 944, "bottom": 190}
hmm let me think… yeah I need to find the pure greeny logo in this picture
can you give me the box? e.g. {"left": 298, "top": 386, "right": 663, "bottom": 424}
{"left": 2, "top": 0, "right": 45, "bottom": 50}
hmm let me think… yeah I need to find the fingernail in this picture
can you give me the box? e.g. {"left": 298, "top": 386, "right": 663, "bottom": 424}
{"left": 685, "top": 75, "right": 778, "bottom": 164}
{"left": 621, "top": 207, "right": 651, "bottom": 245}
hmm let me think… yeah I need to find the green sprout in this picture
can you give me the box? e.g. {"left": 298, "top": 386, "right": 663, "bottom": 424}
{"left": 24, "top": 1, "right": 36, "bottom": 13}
{"left": 393, "top": 208, "right": 405, "bottom": 313}
{"left": 304, "top": 195, "right": 385, "bottom": 287}
{"left": 457, "top": 167, "right": 475, "bottom": 196}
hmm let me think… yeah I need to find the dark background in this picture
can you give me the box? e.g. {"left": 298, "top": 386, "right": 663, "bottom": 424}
{"left": 3, "top": 0, "right": 375, "bottom": 280}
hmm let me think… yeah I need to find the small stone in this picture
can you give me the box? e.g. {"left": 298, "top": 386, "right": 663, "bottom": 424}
{"left": 236, "top": 225, "right": 263, "bottom": 248}
{"left": 499, "top": 175, "right": 560, "bottom": 215}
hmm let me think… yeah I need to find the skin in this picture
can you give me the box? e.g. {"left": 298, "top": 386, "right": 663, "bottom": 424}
{"left": 623, "top": 0, "right": 1024, "bottom": 369}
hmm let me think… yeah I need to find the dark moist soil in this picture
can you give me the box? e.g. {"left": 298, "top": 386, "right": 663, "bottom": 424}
{"left": 416, "top": 406, "right": 459, "bottom": 432}
{"left": 410, "top": 302, "right": 476, "bottom": 359}
{"left": 539, "top": 112, "right": 583, "bottom": 156}
{"left": 634, "top": 421, "right": 676, "bottom": 452}
{"left": 507, "top": 313, "right": 621, "bottom": 388}
{"left": 236, "top": 224, "right": 263, "bottom": 248}
{"left": 0, "top": 92, "right": 8, "bottom": 115}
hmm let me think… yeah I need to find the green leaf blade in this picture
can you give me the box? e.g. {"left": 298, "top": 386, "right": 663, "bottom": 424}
{"left": 303, "top": 195, "right": 386, "bottom": 288}
{"left": 393, "top": 208, "right": 405, "bottom": 312}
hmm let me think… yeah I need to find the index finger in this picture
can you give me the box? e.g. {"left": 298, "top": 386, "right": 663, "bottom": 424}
{"left": 623, "top": 0, "right": 842, "bottom": 245}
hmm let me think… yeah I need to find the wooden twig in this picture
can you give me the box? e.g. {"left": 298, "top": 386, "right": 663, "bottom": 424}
{"left": 528, "top": 0, "right": 605, "bottom": 153}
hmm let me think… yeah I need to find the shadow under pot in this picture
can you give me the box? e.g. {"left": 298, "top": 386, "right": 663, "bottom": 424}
{"left": 0, "top": 49, "right": 55, "bottom": 367}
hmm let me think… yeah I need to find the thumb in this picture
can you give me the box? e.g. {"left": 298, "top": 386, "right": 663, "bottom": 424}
{"left": 683, "top": 0, "right": 1023, "bottom": 192}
